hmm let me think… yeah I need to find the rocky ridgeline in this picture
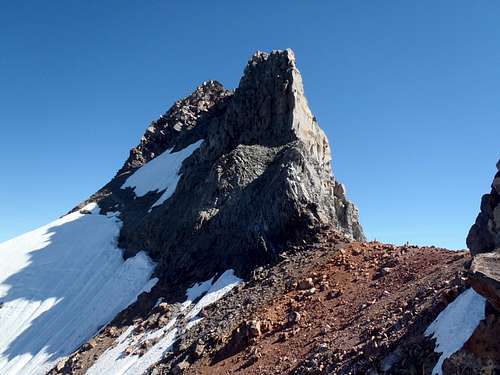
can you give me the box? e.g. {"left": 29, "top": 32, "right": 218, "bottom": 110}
{"left": 116, "top": 80, "right": 232, "bottom": 176}
{"left": 88, "top": 49, "right": 364, "bottom": 284}
{"left": 52, "top": 51, "right": 500, "bottom": 375}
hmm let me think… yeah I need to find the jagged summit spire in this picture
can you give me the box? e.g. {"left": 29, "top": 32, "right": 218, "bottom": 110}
{"left": 218, "top": 48, "right": 333, "bottom": 172}
{"left": 244, "top": 49, "right": 296, "bottom": 73}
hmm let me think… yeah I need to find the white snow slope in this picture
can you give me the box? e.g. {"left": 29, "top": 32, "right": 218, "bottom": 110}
{"left": 0, "top": 204, "right": 157, "bottom": 375}
{"left": 425, "top": 287, "right": 486, "bottom": 375}
{"left": 87, "top": 269, "right": 242, "bottom": 375}
{"left": 121, "top": 140, "right": 203, "bottom": 208}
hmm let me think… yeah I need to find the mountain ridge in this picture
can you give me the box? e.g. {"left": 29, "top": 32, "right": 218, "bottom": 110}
{"left": 1, "top": 49, "right": 499, "bottom": 375}
{"left": 79, "top": 49, "right": 364, "bottom": 285}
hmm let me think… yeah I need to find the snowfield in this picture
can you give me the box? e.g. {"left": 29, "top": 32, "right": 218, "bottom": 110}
{"left": 0, "top": 203, "right": 157, "bottom": 375}
{"left": 87, "top": 269, "right": 242, "bottom": 375}
{"left": 425, "top": 288, "right": 486, "bottom": 375}
{"left": 121, "top": 140, "right": 203, "bottom": 208}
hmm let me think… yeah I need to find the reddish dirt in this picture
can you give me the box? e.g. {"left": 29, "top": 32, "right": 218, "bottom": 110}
{"left": 188, "top": 242, "right": 468, "bottom": 375}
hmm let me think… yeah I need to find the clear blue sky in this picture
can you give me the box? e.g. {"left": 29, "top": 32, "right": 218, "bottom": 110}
{"left": 1, "top": 1, "right": 499, "bottom": 249}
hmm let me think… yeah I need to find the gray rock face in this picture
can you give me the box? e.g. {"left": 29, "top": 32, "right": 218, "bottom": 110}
{"left": 469, "top": 250, "right": 500, "bottom": 311}
{"left": 467, "top": 160, "right": 500, "bottom": 255}
{"left": 467, "top": 159, "right": 500, "bottom": 313}
{"left": 88, "top": 49, "right": 364, "bottom": 283}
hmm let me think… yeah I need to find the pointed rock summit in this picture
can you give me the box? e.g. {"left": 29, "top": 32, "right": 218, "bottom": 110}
{"left": 85, "top": 49, "right": 364, "bottom": 283}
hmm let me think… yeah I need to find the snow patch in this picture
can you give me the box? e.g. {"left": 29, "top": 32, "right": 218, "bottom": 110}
{"left": 0, "top": 206, "right": 157, "bottom": 375}
{"left": 87, "top": 269, "right": 242, "bottom": 375}
{"left": 121, "top": 140, "right": 203, "bottom": 208}
{"left": 79, "top": 202, "right": 100, "bottom": 214}
{"left": 185, "top": 270, "right": 241, "bottom": 321}
{"left": 425, "top": 288, "right": 486, "bottom": 375}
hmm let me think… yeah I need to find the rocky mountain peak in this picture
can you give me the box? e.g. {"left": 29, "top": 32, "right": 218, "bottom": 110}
{"left": 85, "top": 49, "right": 364, "bottom": 284}
{"left": 10, "top": 49, "right": 499, "bottom": 375}
{"left": 0, "top": 49, "right": 368, "bottom": 375}
{"left": 218, "top": 49, "right": 331, "bottom": 170}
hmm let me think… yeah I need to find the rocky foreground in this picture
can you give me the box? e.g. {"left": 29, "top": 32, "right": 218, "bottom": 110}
{"left": 51, "top": 228, "right": 469, "bottom": 375}
{"left": 188, "top": 238, "right": 467, "bottom": 375}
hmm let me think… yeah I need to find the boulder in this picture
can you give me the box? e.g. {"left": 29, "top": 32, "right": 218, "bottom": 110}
{"left": 298, "top": 278, "right": 314, "bottom": 290}
{"left": 246, "top": 320, "right": 262, "bottom": 338}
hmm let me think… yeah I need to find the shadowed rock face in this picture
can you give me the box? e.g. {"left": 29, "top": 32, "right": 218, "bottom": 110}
{"left": 467, "top": 160, "right": 500, "bottom": 309}
{"left": 451, "top": 160, "right": 500, "bottom": 375}
{"left": 467, "top": 161, "right": 500, "bottom": 314}
{"left": 84, "top": 49, "right": 364, "bottom": 283}
{"left": 467, "top": 160, "right": 500, "bottom": 255}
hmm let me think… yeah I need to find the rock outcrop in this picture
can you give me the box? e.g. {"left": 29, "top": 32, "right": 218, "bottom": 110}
{"left": 469, "top": 250, "right": 500, "bottom": 311}
{"left": 86, "top": 49, "right": 364, "bottom": 284}
{"left": 445, "top": 159, "right": 500, "bottom": 374}
{"left": 467, "top": 159, "right": 500, "bottom": 255}
{"left": 467, "top": 160, "right": 500, "bottom": 310}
